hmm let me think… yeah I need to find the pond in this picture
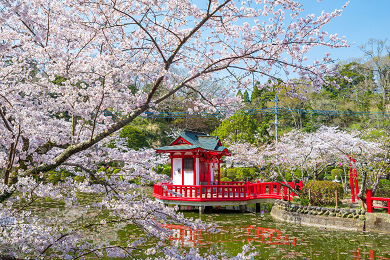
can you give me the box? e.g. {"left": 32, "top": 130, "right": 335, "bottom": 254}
{"left": 19, "top": 192, "right": 390, "bottom": 259}
{"left": 154, "top": 207, "right": 390, "bottom": 259}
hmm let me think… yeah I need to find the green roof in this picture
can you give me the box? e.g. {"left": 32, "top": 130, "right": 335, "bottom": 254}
{"left": 156, "top": 130, "right": 229, "bottom": 153}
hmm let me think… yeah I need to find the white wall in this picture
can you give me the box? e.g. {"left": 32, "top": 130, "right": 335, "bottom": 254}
{"left": 210, "top": 163, "right": 214, "bottom": 183}
{"left": 172, "top": 158, "right": 182, "bottom": 185}
{"left": 184, "top": 170, "right": 193, "bottom": 185}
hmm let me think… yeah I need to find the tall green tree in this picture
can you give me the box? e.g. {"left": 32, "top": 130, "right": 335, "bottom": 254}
{"left": 236, "top": 90, "right": 243, "bottom": 99}
{"left": 243, "top": 90, "right": 250, "bottom": 103}
{"left": 212, "top": 112, "right": 259, "bottom": 144}
{"left": 251, "top": 84, "right": 261, "bottom": 102}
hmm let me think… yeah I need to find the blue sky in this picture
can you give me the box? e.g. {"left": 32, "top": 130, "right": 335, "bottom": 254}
{"left": 300, "top": 0, "right": 390, "bottom": 62}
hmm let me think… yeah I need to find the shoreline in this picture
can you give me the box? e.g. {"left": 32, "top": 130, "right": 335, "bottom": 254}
{"left": 271, "top": 202, "right": 390, "bottom": 234}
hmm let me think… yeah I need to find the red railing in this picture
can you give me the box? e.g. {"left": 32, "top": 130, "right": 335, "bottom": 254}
{"left": 366, "top": 189, "right": 390, "bottom": 214}
{"left": 153, "top": 181, "right": 303, "bottom": 202}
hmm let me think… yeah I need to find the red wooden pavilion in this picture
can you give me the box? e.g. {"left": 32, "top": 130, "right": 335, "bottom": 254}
{"left": 153, "top": 130, "right": 301, "bottom": 211}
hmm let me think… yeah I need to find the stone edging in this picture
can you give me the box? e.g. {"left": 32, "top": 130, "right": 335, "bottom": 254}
{"left": 271, "top": 201, "right": 390, "bottom": 234}
{"left": 271, "top": 202, "right": 365, "bottom": 231}
{"left": 274, "top": 201, "right": 366, "bottom": 220}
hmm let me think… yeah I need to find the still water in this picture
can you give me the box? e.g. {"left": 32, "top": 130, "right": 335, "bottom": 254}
{"left": 162, "top": 208, "right": 390, "bottom": 259}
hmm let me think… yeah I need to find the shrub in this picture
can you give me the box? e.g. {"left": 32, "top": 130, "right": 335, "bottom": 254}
{"left": 116, "top": 125, "right": 149, "bottom": 150}
{"left": 375, "top": 187, "right": 390, "bottom": 207}
{"left": 375, "top": 188, "right": 390, "bottom": 198}
{"left": 331, "top": 168, "right": 343, "bottom": 179}
{"left": 284, "top": 172, "right": 292, "bottom": 182}
{"left": 74, "top": 176, "right": 86, "bottom": 182}
{"left": 300, "top": 198, "right": 310, "bottom": 206}
{"left": 317, "top": 172, "right": 325, "bottom": 181}
{"left": 226, "top": 169, "right": 236, "bottom": 180}
{"left": 221, "top": 177, "right": 232, "bottom": 182}
{"left": 301, "top": 181, "right": 344, "bottom": 206}
{"left": 160, "top": 166, "right": 171, "bottom": 177}
{"left": 47, "top": 172, "right": 61, "bottom": 185}
{"left": 379, "top": 179, "right": 390, "bottom": 189}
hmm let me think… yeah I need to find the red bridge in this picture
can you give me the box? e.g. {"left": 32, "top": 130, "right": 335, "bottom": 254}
{"left": 153, "top": 181, "right": 302, "bottom": 207}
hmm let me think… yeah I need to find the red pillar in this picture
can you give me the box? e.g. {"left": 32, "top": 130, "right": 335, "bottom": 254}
{"left": 193, "top": 155, "right": 197, "bottom": 185}
{"left": 170, "top": 154, "right": 173, "bottom": 181}
{"left": 207, "top": 162, "right": 210, "bottom": 185}
{"left": 218, "top": 160, "right": 221, "bottom": 185}
{"left": 353, "top": 158, "right": 359, "bottom": 199}
{"left": 181, "top": 154, "right": 184, "bottom": 186}
{"left": 348, "top": 155, "right": 356, "bottom": 202}
{"left": 366, "top": 189, "right": 373, "bottom": 213}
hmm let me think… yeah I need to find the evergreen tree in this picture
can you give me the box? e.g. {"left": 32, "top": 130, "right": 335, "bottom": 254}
{"left": 251, "top": 83, "right": 261, "bottom": 101}
{"left": 236, "top": 90, "right": 243, "bottom": 99}
{"left": 243, "top": 90, "right": 250, "bottom": 103}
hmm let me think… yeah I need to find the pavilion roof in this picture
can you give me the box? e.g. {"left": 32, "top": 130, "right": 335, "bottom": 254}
{"left": 156, "top": 130, "right": 229, "bottom": 154}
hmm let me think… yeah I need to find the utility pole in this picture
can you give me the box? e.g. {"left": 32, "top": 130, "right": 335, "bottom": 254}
{"left": 274, "top": 93, "right": 279, "bottom": 142}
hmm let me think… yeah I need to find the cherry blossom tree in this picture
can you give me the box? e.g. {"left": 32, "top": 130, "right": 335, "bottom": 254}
{"left": 229, "top": 126, "right": 387, "bottom": 203}
{"left": 0, "top": 0, "right": 351, "bottom": 258}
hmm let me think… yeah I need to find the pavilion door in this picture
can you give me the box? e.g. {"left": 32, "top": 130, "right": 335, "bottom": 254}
{"left": 199, "top": 162, "right": 207, "bottom": 184}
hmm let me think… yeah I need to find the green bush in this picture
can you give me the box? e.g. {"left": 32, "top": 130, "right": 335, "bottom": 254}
{"left": 45, "top": 169, "right": 74, "bottom": 184}
{"left": 317, "top": 172, "right": 325, "bottom": 181}
{"left": 74, "top": 176, "right": 86, "bottom": 182}
{"left": 379, "top": 179, "right": 390, "bottom": 189}
{"left": 324, "top": 174, "right": 334, "bottom": 181}
{"left": 300, "top": 198, "right": 310, "bottom": 206}
{"left": 47, "top": 172, "right": 61, "bottom": 184}
{"left": 375, "top": 187, "right": 390, "bottom": 207}
{"left": 224, "top": 167, "right": 258, "bottom": 181}
{"left": 226, "top": 169, "right": 236, "bottom": 180}
{"left": 161, "top": 167, "right": 171, "bottom": 177}
{"left": 331, "top": 168, "right": 343, "bottom": 179}
{"left": 110, "top": 125, "right": 148, "bottom": 150}
{"left": 294, "top": 169, "right": 302, "bottom": 179}
{"left": 221, "top": 177, "right": 232, "bottom": 182}
{"left": 301, "top": 181, "right": 344, "bottom": 206}
{"left": 284, "top": 172, "right": 292, "bottom": 182}
{"left": 376, "top": 187, "right": 390, "bottom": 198}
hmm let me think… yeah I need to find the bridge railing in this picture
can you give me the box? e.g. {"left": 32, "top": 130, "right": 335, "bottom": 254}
{"left": 153, "top": 181, "right": 303, "bottom": 202}
{"left": 366, "top": 189, "right": 390, "bottom": 214}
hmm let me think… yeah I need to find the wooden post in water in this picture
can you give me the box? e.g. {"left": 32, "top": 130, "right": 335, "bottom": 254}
{"left": 199, "top": 206, "right": 204, "bottom": 214}
{"left": 308, "top": 189, "right": 311, "bottom": 206}
{"left": 256, "top": 203, "right": 261, "bottom": 213}
{"left": 335, "top": 190, "right": 338, "bottom": 208}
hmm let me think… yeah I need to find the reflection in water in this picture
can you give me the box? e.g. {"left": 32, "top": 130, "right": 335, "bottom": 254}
{"left": 353, "top": 249, "right": 390, "bottom": 260}
{"left": 164, "top": 224, "right": 295, "bottom": 247}
{"left": 160, "top": 211, "right": 390, "bottom": 259}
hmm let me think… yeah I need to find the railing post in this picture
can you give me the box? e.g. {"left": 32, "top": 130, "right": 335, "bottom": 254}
{"left": 283, "top": 185, "right": 287, "bottom": 200}
{"left": 366, "top": 189, "right": 373, "bottom": 213}
{"left": 388, "top": 199, "right": 390, "bottom": 215}
{"left": 300, "top": 180, "right": 303, "bottom": 190}
{"left": 291, "top": 182, "right": 296, "bottom": 197}
{"left": 246, "top": 181, "right": 250, "bottom": 198}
